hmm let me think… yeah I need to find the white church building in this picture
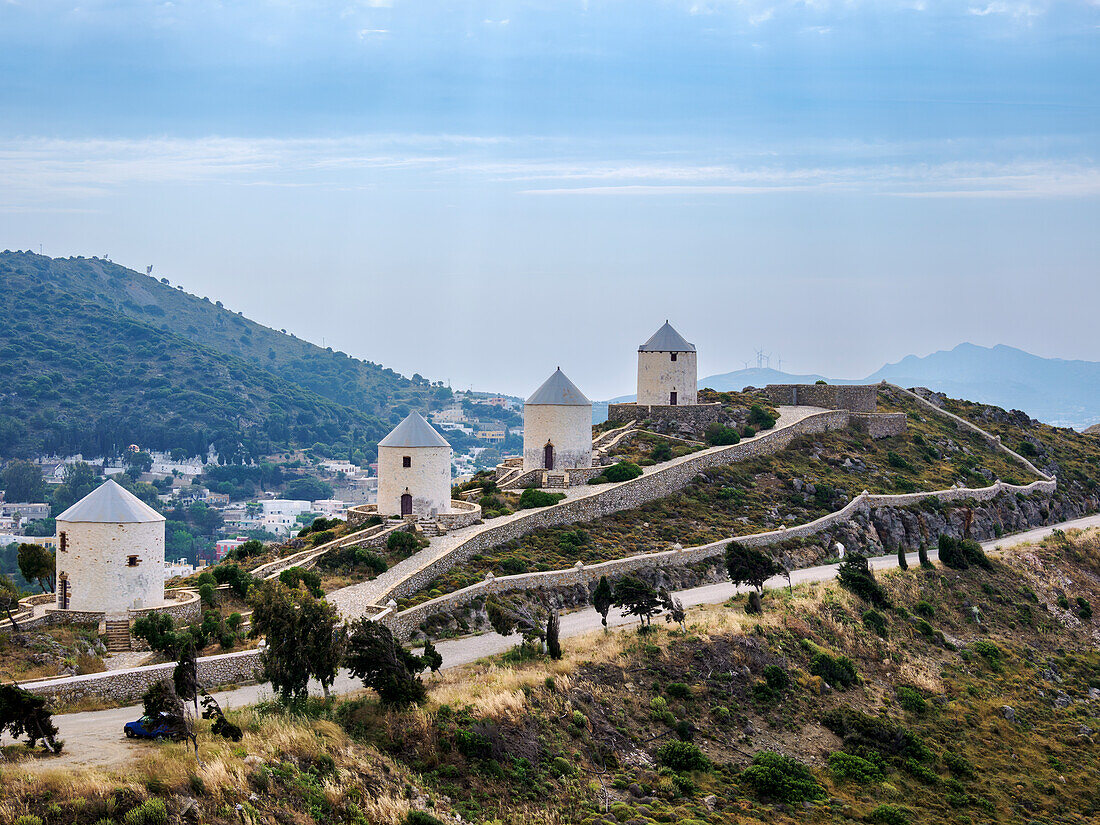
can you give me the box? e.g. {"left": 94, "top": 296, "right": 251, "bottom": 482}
{"left": 523, "top": 368, "right": 593, "bottom": 472}
{"left": 376, "top": 411, "right": 454, "bottom": 518}
{"left": 54, "top": 479, "right": 166, "bottom": 615}
{"left": 637, "top": 321, "right": 697, "bottom": 407}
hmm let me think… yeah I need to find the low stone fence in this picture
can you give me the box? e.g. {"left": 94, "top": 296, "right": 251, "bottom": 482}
{"left": 436, "top": 500, "right": 483, "bottom": 531}
{"left": 383, "top": 477, "right": 1057, "bottom": 640}
{"left": 373, "top": 409, "right": 851, "bottom": 605}
{"left": 761, "top": 384, "right": 879, "bottom": 412}
{"left": 890, "top": 385, "right": 1053, "bottom": 481}
{"left": 849, "top": 412, "right": 908, "bottom": 439}
{"left": 606, "top": 401, "right": 729, "bottom": 432}
{"left": 3, "top": 589, "right": 201, "bottom": 635}
{"left": 20, "top": 649, "right": 264, "bottom": 706}
{"left": 250, "top": 522, "right": 399, "bottom": 580}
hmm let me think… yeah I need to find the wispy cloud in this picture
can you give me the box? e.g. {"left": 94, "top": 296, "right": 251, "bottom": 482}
{"left": 0, "top": 135, "right": 1096, "bottom": 208}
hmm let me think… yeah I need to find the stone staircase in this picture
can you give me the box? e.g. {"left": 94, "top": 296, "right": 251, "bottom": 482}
{"left": 417, "top": 520, "right": 446, "bottom": 537}
{"left": 543, "top": 472, "right": 568, "bottom": 489}
{"left": 105, "top": 618, "right": 132, "bottom": 652}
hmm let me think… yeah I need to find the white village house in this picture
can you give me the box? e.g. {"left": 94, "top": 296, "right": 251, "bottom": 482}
{"left": 637, "top": 320, "right": 697, "bottom": 407}
{"left": 376, "top": 411, "right": 454, "bottom": 518}
{"left": 522, "top": 368, "right": 593, "bottom": 472}
{"left": 53, "top": 479, "right": 166, "bottom": 614}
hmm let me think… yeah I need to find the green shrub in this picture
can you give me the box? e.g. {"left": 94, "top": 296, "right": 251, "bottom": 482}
{"left": 518, "top": 488, "right": 566, "bottom": 509}
{"left": 763, "top": 664, "right": 789, "bottom": 690}
{"left": 971, "top": 640, "right": 1003, "bottom": 671}
{"left": 748, "top": 404, "right": 777, "bottom": 430}
{"left": 943, "top": 751, "right": 975, "bottom": 779}
{"left": 404, "top": 813, "right": 445, "bottom": 825}
{"left": 354, "top": 549, "right": 388, "bottom": 575}
{"left": 310, "top": 529, "right": 335, "bottom": 547}
{"left": 862, "top": 609, "right": 888, "bottom": 638}
{"left": 655, "top": 741, "right": 710, "bottom": 771}
{"left": 198, "top": 582, "right": 218, "bottom": 607}
{"left": 809, "top": 651, "right": 858, "bottom": 688}
{"left": 387, "top": 530, "right": 423, "bottom": 553}
{"left": 751, "top": 680, "right": 775, "bottom": 702}
{"left": 550, "top": 756, "right": 574, "bottom": 776}
{"left": 821, "top": 706, "right": 931, "bottom": 762}
{"left": 914, "top": 600, "right": 935, "bottom": 617}
{"left": 938, "top": 535, "right": 993, "bottom": 571}
{"left": 122, "top": 799, "right": 168, "bottom": 825}
{"left": 704, "top": 424, "right": 740, "bottom": 446}
{"left": 867, "top": 803, "right": 913, "bottom": 825}
{"left": 666, "top": 682, "right": 691, "bottom": 700}
{"left": 1076, "top": 596, "right": 1093, "bottom": 620}
{"left": 650, "top": 442, "right": 674, "bottom": 462}
{"left": 895, "top": 685, "right": 927, "bottom": 714}
{"left": 837, "top": 554, "right": 890, "bottom": 608}
{"left": 742, "top": 425, "right": 756, "bottom": 439}
{"left": 13, "top": 817, "right": 44, "bottom": 825}
{"left": 602, "top": 462, "right": 644, "bottom": 483}
{"left": 740, "top": 751, "right": 825, "bottom": 804}
{"left": 828, "top": 751, "right": 884, "bottom": 783}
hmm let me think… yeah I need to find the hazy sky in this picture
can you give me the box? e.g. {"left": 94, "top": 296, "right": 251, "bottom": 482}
{"left": 2, "top": 1, "right": 1098, "bottom": 399}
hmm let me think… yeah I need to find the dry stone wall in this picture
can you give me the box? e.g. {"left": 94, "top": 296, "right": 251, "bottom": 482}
{"left": 384, "top": 477, "right": 1056, "bottom": 640}
{"left": 849, "top": 412, "right": 908, "bottom": 439}
{"left": 21, "top": 650, "right": 263, "bottom": 705}
{"left": 761, "top": 384, "right": 879, "bottom": 412}
{"left": 607, "top": 402, "right": 731, "bottom": 433}
{"left": 376, "top": 410, "right": 850, "bottom": 605}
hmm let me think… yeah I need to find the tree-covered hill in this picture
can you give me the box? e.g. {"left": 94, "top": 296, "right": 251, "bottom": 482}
{"left": 0, "top": 251, "right": 448, "bottom": 460}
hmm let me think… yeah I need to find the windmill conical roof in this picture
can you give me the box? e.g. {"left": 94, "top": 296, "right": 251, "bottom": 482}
{"left": 639, "top": 321, "right": 695, "bottom": 352}
{"left": 526, "top": 368, "right": 591, "bottom": 406}
{"left": 56, "top": 478, "right": 165, "bottom": 524}
{"left": 378, "top": 410, "right": 451, "bottom": 449}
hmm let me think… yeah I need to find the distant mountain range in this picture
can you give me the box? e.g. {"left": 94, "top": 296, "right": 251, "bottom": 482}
{"left": 597, "top": 344, "right": 1100, "bottom": 430}
{"left": 0, "top": 251, "right": 451, "bottom": 461}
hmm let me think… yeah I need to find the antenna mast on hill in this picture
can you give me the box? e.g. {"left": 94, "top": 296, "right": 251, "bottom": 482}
{"left": 146, "top": 265, "right": 153, "bottom": 276}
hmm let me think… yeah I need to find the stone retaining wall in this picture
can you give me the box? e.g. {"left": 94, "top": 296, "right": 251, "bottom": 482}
{"left": 436, "top": 500, "right": 483, "bottom": 530}
{"left": 376, "top": 409, "right": 851, "bottom": 605}
{"left": 383, "top": 477, "right": 1056, "bottom": 640}
{"left": 20, "top": 650, "right": 264, "bottom": 706}
{"left": 762, "top": 384, "right": 879, "bottom": 412}
{"left": 606, "top": 401, "right": 731, "bottom": 432}
{"left": 849, "top": 412, "right": 908, "bottom": 439}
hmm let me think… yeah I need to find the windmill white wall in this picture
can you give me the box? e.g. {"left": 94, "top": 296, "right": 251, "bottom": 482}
{"left": 54, "top": 480, "right": 166, "bottom": 614}
{"left": 376, "top": 411, "right": 454, "bottom": 518}
{"left": 523, "top": 368, "right": 593, "bottom": 472}
{"left": 637, "top": 321, "right": 698, "bottom": 406}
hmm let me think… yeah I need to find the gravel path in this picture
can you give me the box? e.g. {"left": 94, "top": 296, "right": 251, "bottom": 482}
{"left": 20, "top": 513, "right": 1099, "bottom": 771}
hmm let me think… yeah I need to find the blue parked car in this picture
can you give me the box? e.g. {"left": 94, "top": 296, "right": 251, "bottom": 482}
{"left": 123, "top": 712, "right": 178, "bottom": 740}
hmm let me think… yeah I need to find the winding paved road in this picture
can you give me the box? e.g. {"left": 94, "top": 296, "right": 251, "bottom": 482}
{"left": 12, "top": 514, "right": 1100, "bottom": 770}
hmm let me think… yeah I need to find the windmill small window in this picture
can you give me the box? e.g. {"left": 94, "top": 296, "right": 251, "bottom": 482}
{"left": 127, "top": 555, "right": 141, "bottom": 567}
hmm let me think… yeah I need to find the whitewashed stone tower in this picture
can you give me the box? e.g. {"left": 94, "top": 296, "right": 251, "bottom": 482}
{"left": 523, "top": 368, "right": 593, "bottom": 472}
{"left": 377, "top": 411, "right": 453, "bottom": 518}
{"left": 54, "top": 479, "right": 166, "bottom": 614}
{"left": 637, "top": 321, "right": 697, "bottom": 406}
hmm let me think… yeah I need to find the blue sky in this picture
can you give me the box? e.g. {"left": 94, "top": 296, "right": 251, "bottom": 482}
{"left": 1, "top": 1, "right": 1098, "bottom": 398}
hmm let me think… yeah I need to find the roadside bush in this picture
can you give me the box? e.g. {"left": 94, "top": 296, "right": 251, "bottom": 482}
{"left": 212, "top": 563, "right": 256, "bottom": 599}
{"left": 603, "top": 462, "right": 644, "bottom": 483}
{"left": 650, "top": 442, "right": 673, "bottom": 462}
{"left": 518, "top": 488, "right": 566, "bottom": 509}
{"left": 354, "top": 549, "right": 388, "bottom": 575}
{"left": 309, "top": 529, "right": 335, "bottom": 547}
{"left": 862, "top": 609, "right": 888, "bottom": 638}
{"left": 740, "top": 751, "right": 825, "bottom": 804}
{"left": 656, "top": 740, "right": 710, "bottom": 772}
{"left": 742, "top": 426, "right": 756, "bottom": 439}
{"left": 704, "top": 424, "right": 740, "bottom": 446}
{"left": 198, "top": 582, "right": 218, "bottom": 608}
{"left": 278, "top": 566, "right": 323, "bottom": 598}
{"left": 837, "top": 554, "right": 890, "bottom": 608}
{"left": 938, "top": 535, "right": 993, "bottom": 571}
{"left": 387, "top": 530, "right": 424, "bottom": 554}
{"left": 748, "top": 404, "right": 777, "bottom": 430}
{"left": 809, "top": 651, "right": 858, "bottom": 688}
{"left": 828, "top": 751, "right": 884, "bottom": 783}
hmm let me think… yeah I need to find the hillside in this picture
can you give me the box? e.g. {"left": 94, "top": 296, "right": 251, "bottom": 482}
{"left": 5, "top": 529, "right": 1100, "bottom": 825}
{"left": 0, "top": 251, "right": 449, "bottom": 460}
{"left": 692, "top": 343, "right": 1100, "bottom": 430}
